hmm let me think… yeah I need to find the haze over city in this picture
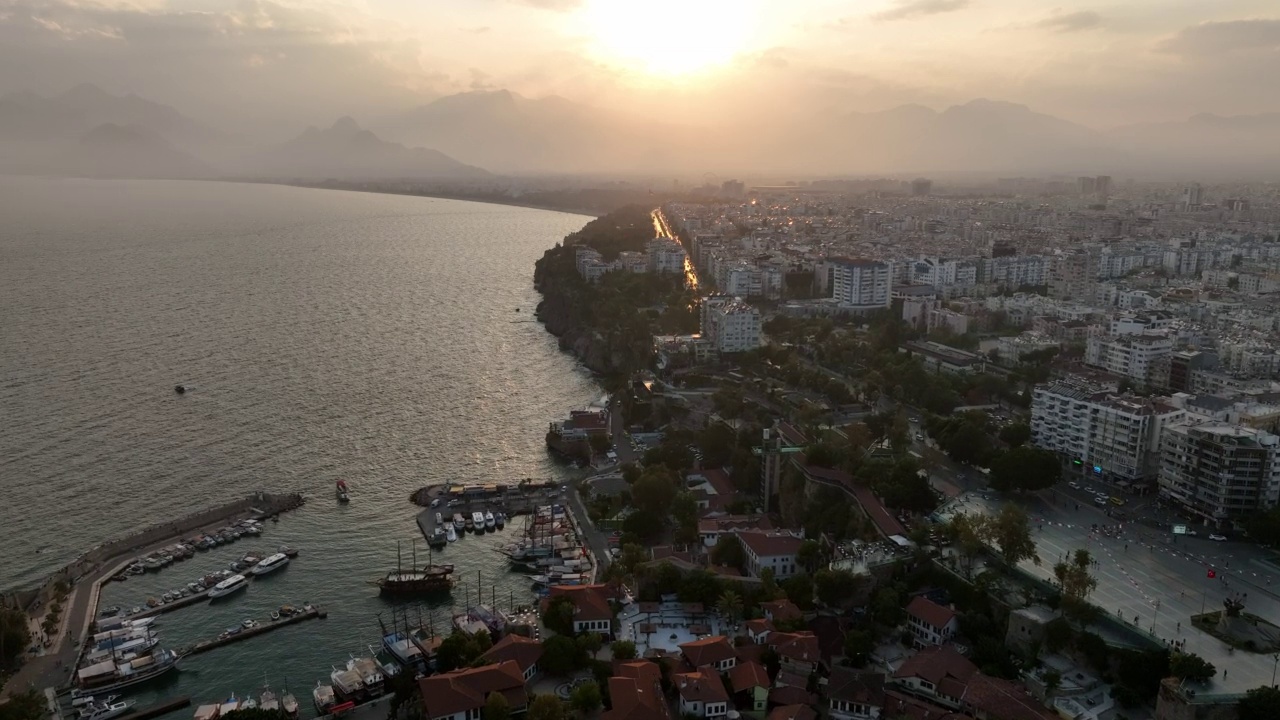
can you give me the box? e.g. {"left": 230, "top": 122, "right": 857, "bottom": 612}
{"left": 3, "top": 0, "right": 1280, "bottom": 177}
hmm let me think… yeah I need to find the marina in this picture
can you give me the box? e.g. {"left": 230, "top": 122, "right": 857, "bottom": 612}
{"left": 177, "top": 605, "right": 326, "bottom": 657}
{"left": 1, "top": 182, "right": 602, "bottom": 720}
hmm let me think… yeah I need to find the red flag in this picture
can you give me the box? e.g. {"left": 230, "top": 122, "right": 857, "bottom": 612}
{"left": 1208, "top": 569, "right": 1216, "bottom": 579}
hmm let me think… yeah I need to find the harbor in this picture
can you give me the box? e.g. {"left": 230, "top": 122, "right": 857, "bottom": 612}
{"left": 177, "top": 605, "right": 326, "bottom": 657}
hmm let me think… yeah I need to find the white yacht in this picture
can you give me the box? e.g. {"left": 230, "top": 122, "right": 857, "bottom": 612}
{"left": 208, "top": 574, "right": 249, "bottom": 599}
{"left": 471, "top": 511, "right": 485, "bottom": 531}
{"left": 452, "top": 513, "right": 465, "bottom": 530}
{"left": 445, "top": 525, "right": 458, "bottom": 542}
{"left": 80, "top": 700, "right": 132, "bottom": 720}
{"left": 484, "top": 511, "right": 495, "bottom": 529}
{"left": 251, "top": 553, "right": 290, "bottom": 576}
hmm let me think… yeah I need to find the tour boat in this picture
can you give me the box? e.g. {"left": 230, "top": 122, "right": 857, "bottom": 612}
{"left": 251, "top": 553, "right": 290, "bottom": 576}
{"left": 312, "top": 683, "right": 335, "bottom": 715}
{"left": 260, "top": 686, "right": 279, "bottom": 713}
{"left": 76, "top": 649, "right": 180, "bottom": 694}
{"left": 452, "top": 513, "right": 465, "bottom": 530}
{"left": 428, "top": 528, "right": 447, "bottom": 549}
{"left": 494, "top": 512, "right": 506, "bottom": 529}
{"left": 471, "top": 511, "right": 485, "bottom": 531}
{"left": 484, "top": 511, "right": 495, "bottom": 529}
{"left": 281, "top": 685, "right": 299, "bottom": 720}
{"left": 336, "top": 480, "right": 350, "bottom": 503}
{"left": 207, "top": 574, "right": 249, "bottom": 599}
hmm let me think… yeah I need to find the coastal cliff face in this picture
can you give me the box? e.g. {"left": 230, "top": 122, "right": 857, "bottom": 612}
{"left": 533, "top": 244, "right": 624, "bottom": 374}
{"left": 532, "top": 205, "right": 673, "bottom": 376}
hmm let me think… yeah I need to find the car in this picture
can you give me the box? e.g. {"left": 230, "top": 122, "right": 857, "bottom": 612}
{"left": 1093, "top": 496, "right": 1107, "bottom": 505}
{"left": 429, "top": 498, "right": 441, "bottom": 508}
{"left": 1209, "top": 534, "right": 1228, "bottom": 542}
{"left": 1083, "top": 486, "right": 1094, "bottom": 494}
{"left": 915, "top": 433, "right": 924, "bottom": 440}
{"left": 1068, "top": 481, "right": 1080, "bottom": 490}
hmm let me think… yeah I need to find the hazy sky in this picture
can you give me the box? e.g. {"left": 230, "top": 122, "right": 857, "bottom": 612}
{"left": 2, "top": 0, "right": 1278, "bottom": 134}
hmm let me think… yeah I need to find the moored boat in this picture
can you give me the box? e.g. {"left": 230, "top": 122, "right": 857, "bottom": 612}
{"left": 207, "top": 574, "right": 249, "bottom": 599}
{"left": 452, "top": 513, "right": 465, "bottom": 530}
{"left": 251, "top": 553, "right": 290, "bottom": 577}
{"left": 312, "top": 683, "right": 335, "bottom": 715}
{"left": 445, "top": 525, "right": 457, "bottom": 542}
{"left": 484, "top": 511, "right": 495, "bottom": 529}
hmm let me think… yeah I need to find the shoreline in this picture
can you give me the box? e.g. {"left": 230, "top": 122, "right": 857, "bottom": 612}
{"left": 246, "top": 180, "right": 603, "bottom": 219}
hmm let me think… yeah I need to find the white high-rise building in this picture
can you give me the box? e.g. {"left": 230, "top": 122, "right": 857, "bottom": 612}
{"left": 1084, "top": 334, "right": 1173, "bottom": 386}
{"left": 702, "top": 298, "right": 761, "bottom": 354}
{"left": 1159, "top": 422, "right": 1280, "bottom": 528}
{"left": 1031, "top": 380, "right": 1185, "bottom": 483}
{"left": 831, "top": 258, "right": 892, "bottom": 310}
{"left": 647, "top": 238, "right": 687, "bottom": 274}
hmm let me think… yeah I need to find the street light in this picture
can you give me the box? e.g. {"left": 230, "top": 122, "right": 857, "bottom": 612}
{"left": 1151, "top": 599, "right": 1161, "bottom": 634}
{"left": 1272, "top": 652, "right": 1279, "bottom": 687}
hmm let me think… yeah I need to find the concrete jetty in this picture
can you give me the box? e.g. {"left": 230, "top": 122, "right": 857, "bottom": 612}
{"left": 115, "top": 696, "right": 192, "bottom": 720}
{"left": 1, "top": 492, "right": 306, "bottom": 698}
{"left": 178, "top": 605, "right": 326, "bottom": 658}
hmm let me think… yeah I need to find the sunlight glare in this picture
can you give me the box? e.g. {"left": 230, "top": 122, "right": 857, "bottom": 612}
{"left": 578, "top": 0, "right": 760, "bottom": 77}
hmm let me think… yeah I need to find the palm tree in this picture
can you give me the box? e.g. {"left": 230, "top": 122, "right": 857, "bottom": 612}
{"left": 717, "top": 590, "right": 744, "bottom": 625}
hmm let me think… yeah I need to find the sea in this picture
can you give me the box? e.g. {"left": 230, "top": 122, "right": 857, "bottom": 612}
{"left": 0, "top": 176, "right": 601, "bottom": 714}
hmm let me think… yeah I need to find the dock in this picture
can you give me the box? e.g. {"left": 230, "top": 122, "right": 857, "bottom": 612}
{"left": 178, "top": 606, "right": 326, "bottom": 657}
{"left": 413, "top": 483, "right": 568, "bottom": 542}
{"left": 116, "top": 697, "right": 192, "bottom": 720}
{"left": 115, "top": 589, "right": 212, "bottom": 621}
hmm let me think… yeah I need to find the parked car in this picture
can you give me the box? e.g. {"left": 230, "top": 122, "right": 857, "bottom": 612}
{"left": 1068, "top": 481, "right": 1080, "bottom": 490}
{"left": 1209, "top": 534, "right": 1228, "bottom": 542}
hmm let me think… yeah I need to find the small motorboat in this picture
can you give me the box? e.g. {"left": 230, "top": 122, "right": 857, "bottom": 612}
{"left": 242, "top": 618, "right": 260, "bottom": 630}
{"left": 446, "top": 525, "right": 457, "bottom": 542}
{"left": 99, "top": 606, "right": 120, "bottom": 617}
{"left": 336, "top": 480, "right": 350, "bottom": 503}
{"left": 174, "top": 385, "right": 187, "bottom": 394}
{"left": 278, "top": 545, "right": 300, "bottom": 558}
{"left": 270, "top": 610, "right": 281, "bottom": 621}
{"left": 484, "top": 511, "right": 495, "bottom": 529}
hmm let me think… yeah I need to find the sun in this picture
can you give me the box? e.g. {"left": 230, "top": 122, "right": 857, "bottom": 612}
{"left": 577, "top": 0, "right": 761, "bottom": 77}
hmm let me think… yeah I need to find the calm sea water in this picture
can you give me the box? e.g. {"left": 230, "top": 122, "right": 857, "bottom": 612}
{"left": 0, "top": 176, "right": 599, "bottom": 713}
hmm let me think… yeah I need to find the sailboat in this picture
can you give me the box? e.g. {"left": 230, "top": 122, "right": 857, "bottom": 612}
{"left": 372, "top": 541, "right": 454, "bottom": 596}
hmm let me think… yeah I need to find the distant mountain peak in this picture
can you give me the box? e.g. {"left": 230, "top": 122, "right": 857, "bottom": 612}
{"left": 331, "top": 116, "right": 361, "bottom": 133}
{"left": 58, "top": 82, "right": 114, "bottom": 107}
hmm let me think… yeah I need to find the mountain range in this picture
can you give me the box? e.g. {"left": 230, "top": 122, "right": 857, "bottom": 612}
{"left": 3, "top": 83, "right": 1280, "bottom": 180}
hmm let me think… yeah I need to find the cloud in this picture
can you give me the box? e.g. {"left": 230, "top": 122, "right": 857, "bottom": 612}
{"left": 872, "top": 0, "right": 969, "bottom": 22}
{"left": 1035, "top": 11, "right": 1102, "bottom": 34}
{"left": 507, "top": 0, "right": 581, "bottom": 11}
{"left": 1157, "top": 19, "right": 1280, "bottom": 55}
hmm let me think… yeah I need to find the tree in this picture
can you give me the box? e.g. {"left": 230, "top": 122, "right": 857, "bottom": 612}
{"left": 797, "top": 540, "right": 823, "bottom": 573}
{"left": 610, "top": 640, "right": 637, "bottom": 660}
{"left": 631, "top": 466, "right": 678, "bottom": 515}
{"left": 0, "top": 688, "right": 46, "bottom": 720}
{"left": 871, "top": 586, "right": 906, "bottom": 627}
{"left": 782, "top": 573, "right": 814, "bottom": 609}
{"left": 948, "top": 513, "right": 989, "bottom": 576}
{"left": 617, "top": 543, "right": 650, "bottom": 575}
{"left": 1044, "top": 617, "right": 1073, "bottom": 652}
{"left": 671, "top": 491, "right": 700, "bottom": 545}
{"left": 589, "top": 433, "right": 612, "bottom": 457}
{"left": 541, "top": 635, "right": 587, "bottom": 675}
{"left": 570, "top": 681, "right": 603, "bottom": 714}
{"left": 988, "top": 446, "right": 1061, "bottom": 493}
{"left": 710, "top": 535, "right": 745, "bottom": 569}
{"left": 0, "top": 605, "right": 32, "bottom": 671}
{"left": 576, "top": 632, "right": 602, "bottom": 659}
{"left": 1053, "top": 549, "right": 1098, "bottom": 619}
{"left": 436, "top": 630, "right": 487, "bottom": 672}
{"left": 814, "top": 568, "right": 861, "bottom": 609}
{"left": 544, "top": 596, "right": 577, "bottom": 637}
{"left": 622, "top": 509, "right": 663, "bottom": 542}
{"left": 989, "top": 503, "right": 1039, "bottom": 566}
{"left": 1043, "top": 669, "right": 1062, "bottom": 696}
{"left": 700, "top": 424, "right": 737, "bottom": 467}
{"left": 1169, "top": 652, "right": 1216, "bottom": 683}
{"left": 527, "top": 694, "right": 567, "bottom": 720}
{"left": 1238, "top": 685, "right": 1280, "bottom": 720}
{"left": 999, "top": 422, "right": 1031, "bottom": 448}
{"left": 483, "top": 692, "right": 511, "bottom": 720}
{"left": 717, "top": 590, "right": 744, "bottom": 624}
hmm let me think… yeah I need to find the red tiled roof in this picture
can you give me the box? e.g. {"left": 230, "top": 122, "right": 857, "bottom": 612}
{"left": 776, "top": 422, "right": 808, "bottom": 446}
{"left": 826, "top": 667, "right": 885, "bottom": 705}
{"left": 892, "top": 646, "right": 978, "bottom": 686}
{"left": 604, "top": 661, "right": 671, "bottom": 720}
{"left": 906, "top": 596, "right": 956, "bottom": 631}
{"left": 479, "top": 634, "right": 544, "bottom": 674}
{"left": 679, "top": 636, "right": 737, "bottom": 668}
{"left": 546, "top": 584, "right": 613, "bottom": 622}
{"left": 768, "top": 685, "right": 816, "bottom": 707}
{"left": 702, "top": 469, "right": 736, "bottom": 496}
{"left": 774, "top": 670, "right": 808, "bottom": 689}
{"left": 794, "top": 454, "right": 853, "bottom": 484}
{"left": 728, "top": 660, "right": 770, "bottom": 693}
{"left": 767, "top": 705, "right": 816, "bottom": 720}
{"left": 698, "top": 514, "right": 774, "bottom": 535}
{"left": 745, "top": 618, "right": 774, "bottom": 636}
{"left": 849, "top": 484, "right": 906, "bottom": 537}
{"left": 737, "top": 530, "right": 804, "bottom": 558}
{"left": 418, "top": 660, "right": 526, "bottom": 719}
{"left": 963, "top": 675, "right": 1056, "bottom": 720}
{"left": 673, "top": 666, "right": 730, "bottom": 704}
{"left": 761, "top": 600, "right": 802, "bottom": 623}
{"left": 884, "top": 689, "right": 966, "bottom": 720}
{"left": 769, "top": 632, "right": 820, "bottom": 665}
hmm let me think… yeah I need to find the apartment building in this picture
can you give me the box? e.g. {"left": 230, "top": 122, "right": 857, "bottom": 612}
{"left": 737, "top": 530, "right": 804, "bottom": 580}
{"left": 647, "top": 238, "right": 687, "bottom": 274}
{"left": 700, "top": 297, "right": 761, "bottom": 353}
{"left": 831, "top": 258, "right": 892, "bottom": 310}
{"left": 1084, "top": 333, "right": 1173, "bottom": 385}
{"left": 1031, "top": 381, "right": 1185, "bottom": 483}
{"left": 1159, "top": 422, "right": 1280, "bottom": 528}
